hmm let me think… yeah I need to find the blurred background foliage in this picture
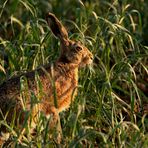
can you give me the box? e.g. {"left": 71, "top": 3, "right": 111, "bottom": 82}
{"left": 0, "top": 0, "right": 148, "bottom": 147}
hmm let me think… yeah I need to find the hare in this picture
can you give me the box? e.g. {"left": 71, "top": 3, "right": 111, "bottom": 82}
{"left": 0, "top": 13, "right": 93, "bottom": 142}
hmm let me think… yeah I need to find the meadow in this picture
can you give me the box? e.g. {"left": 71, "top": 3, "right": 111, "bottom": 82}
{"left": 0, "top": 0, "right": 148, "bottom": 147}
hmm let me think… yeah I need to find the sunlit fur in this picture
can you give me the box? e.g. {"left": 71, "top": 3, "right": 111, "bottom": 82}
{"left": 0, "top": 13, "right": 93, "bottom": 135}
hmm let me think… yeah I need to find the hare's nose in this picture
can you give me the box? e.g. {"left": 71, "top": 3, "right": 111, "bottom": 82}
{"left": 89, "top": 54, "right": 93, "bottom": 60}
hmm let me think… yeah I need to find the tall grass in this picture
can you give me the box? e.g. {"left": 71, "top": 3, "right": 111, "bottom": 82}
{"left": 0, "top": 0, "right": 148, "bottom": 147}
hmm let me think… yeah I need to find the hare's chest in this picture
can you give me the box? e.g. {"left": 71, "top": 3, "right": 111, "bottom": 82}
{"left": 55, "top": 74, "right": 78, "bottom": 99}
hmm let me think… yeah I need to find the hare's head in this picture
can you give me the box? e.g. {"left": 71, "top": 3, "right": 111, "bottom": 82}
{"left": 46, "top": 13, "right": 93, "bottom": 67}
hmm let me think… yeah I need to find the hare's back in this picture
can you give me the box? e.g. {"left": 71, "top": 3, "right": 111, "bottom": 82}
{"left": 0, "top": 77, "right": 20, "bottom": 99}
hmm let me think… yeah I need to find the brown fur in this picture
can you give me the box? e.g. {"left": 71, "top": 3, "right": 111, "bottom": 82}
{"left": 0, "top": 13, "right": 93, "bottom": 139}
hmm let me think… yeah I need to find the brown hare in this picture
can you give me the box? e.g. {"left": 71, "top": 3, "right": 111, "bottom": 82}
{"left": 0, "top": 13, "right": 93, "bottom": 143}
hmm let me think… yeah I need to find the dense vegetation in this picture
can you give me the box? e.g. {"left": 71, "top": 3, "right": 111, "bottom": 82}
{"left": 0, "top": 0, "right": 147, "bottom": 147}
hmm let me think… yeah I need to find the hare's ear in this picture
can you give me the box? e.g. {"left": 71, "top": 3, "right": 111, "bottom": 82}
{"left": 46, "top": 13, "right": 68, "bottom": 40}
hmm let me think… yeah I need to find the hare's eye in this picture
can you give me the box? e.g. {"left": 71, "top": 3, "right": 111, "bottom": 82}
{"left": 75, "top": 46, "right": 82, "bottom": 51}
